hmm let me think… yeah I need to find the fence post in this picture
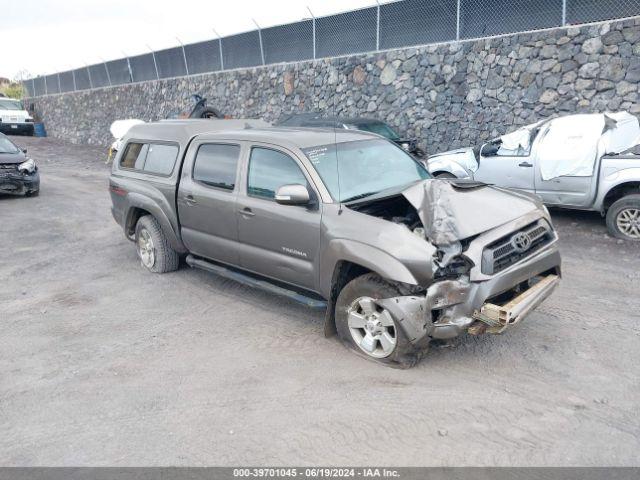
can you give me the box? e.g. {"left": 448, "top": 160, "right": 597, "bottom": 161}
{"left": 456, "top": 0, "right": 461, "bottom": 41}
{"left": 253, "top": 19, "right": 266, "bottom": 66}
{"left": 213, "top": 29, "right": 224, "bottom": 70}
{"left": 127, "top": 59, "right": 133, "bottom": 82}
{"left": 31, "top": 78, "right": 36, "bottom": 97}
{"left": 123, "top": 51, "right": 133, "bottom": 83}
{"left": 147, "top": 45, "right": 160, "bottom": 80}
{"left": 102, "top": 58, "right": 112, "bottom": 86}
{"left": 561, "top": 0, "right": 567, "bottom": 26}
{"left": 44, "top": 76, "right": 48, "bottom": 95}
{"left": 57, "top": 73, "right": 61, "bottom": 93}
{"left": 72, "top": 70, "right": 77, "bottom": 91}
{"left": 375, "top": 0, "right": 380, "bottom": 51}
{"left": 177, "top": 37, "right": 189, "bottom": 75}
{"left": 86, "top": 65, "right": 93, "bottom": 89}
{"left": 307, "top": 7, "right": 316, "bottom": 59}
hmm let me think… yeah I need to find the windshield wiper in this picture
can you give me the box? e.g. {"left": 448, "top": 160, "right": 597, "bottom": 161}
{"left": 342, "top": 191, "right": 378, "bottom": 203}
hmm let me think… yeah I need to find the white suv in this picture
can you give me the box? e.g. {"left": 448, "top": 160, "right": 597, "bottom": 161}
{"left": 0, "top": 98, "right": 34, "bottom": 136}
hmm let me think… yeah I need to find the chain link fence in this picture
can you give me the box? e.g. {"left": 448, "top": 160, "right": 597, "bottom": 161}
{"left": 23, "top": 0, "right": 640, "bottom": 97}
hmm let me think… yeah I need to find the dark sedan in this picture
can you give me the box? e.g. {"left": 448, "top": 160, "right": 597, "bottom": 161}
{"left": 0, "top": 134, "right": 39, "bottom": 196}
{"left": 276, "top": 113, "right": 426, "bottom": 158}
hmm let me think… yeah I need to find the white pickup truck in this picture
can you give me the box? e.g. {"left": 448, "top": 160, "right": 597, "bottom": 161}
{"left": 427, "top": 112, "right": 640, "bottom": 241}
{"left": 0, "top": 98, "right": 34, "bottom": 136}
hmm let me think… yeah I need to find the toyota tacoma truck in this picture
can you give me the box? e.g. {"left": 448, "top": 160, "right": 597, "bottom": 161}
{"left": 109, "top": 120, "right": 561, "bottom": 367}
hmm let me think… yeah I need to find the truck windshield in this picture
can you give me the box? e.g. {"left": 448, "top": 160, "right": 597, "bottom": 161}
{"left": 0, "top": 99, "right": 23, "bottom": 111}
{"left": 351, "top": 121, "right": 401, "bottom": 141}
{"left": 303, "top": 139, "right": 430, "bottom": 202}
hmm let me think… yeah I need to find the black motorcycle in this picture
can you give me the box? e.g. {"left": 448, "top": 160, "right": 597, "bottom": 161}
{"left": 179, "top": 94, "right": 223, "bottom": 119}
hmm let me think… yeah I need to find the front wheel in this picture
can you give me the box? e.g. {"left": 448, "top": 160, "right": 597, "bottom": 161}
{"left": 135, "top": 215, "right": 180, "bottom": 272}
{"left": 606, "top": 194, "right": 640, "bottom": 241}
{"left": 334, "top": 273, "right": 426, "bottom": 368}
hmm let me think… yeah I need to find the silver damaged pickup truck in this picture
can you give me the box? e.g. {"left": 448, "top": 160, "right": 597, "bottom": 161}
{"left": 109, "top": 120, "right": 561, "bottom": 367}
{"left": 427, "top": 112, "right": 640, "bottom": 241}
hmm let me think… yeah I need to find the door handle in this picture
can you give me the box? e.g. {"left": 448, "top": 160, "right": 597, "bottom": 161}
{"left": 518, "top": 162, "right": 533, "bottom": 168}
{"left": 239, "top": 207, "right": 255, "bottom": 217}
{"left": 185, "top": 194, "right": 197, "bottom": 206}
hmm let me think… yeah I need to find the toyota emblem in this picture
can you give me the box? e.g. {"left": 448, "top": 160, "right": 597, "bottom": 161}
{"left": 511, "top": 232, "right": 532, "bottom": 253}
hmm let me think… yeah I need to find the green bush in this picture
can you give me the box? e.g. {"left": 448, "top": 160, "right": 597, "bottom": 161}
{"left": 0, "top": 83, "right": 25, "bottom": 99}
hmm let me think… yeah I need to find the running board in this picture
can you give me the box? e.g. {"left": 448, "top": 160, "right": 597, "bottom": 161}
{"left": 185, "top": 255, "right": 328, "bottom": 309}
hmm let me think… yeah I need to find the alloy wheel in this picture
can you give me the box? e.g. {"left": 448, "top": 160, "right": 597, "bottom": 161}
{"left": 616, "top": 208, "right": 640, "bottom": 239}
{"left": 347, "top": 296, "right": 397, "bottom": 358}
{"left": 137, "top": 228, "right": 156, "bottom": 268}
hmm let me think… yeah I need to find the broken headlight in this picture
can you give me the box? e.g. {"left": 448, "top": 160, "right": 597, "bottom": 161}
{"left": 434, "top": 242, "right": 474, "bottom": 279}
{"left": 434, "top": 255, "right": 473, "bottom": 279}
{"left": 18, "top": 159, "right": 36, "bottom": 174}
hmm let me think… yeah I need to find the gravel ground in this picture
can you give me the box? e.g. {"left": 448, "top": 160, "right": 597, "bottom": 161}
{"left": 1, "top": 136, "right": 639, "bottom": 466}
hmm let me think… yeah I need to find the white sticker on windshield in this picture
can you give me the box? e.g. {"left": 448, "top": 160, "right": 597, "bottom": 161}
{"left": 305, "top": 147, "right": 329, "bottom": 164}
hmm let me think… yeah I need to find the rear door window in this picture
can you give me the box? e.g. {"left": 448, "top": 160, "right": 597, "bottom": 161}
{"left": 193, "top": 143, "right": 241, "bottom": 190}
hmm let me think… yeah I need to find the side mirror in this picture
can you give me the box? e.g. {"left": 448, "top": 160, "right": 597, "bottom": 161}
{"left": 275, "top": 184, "right": 310, "bottom": 206}
{"left": 22, "top": 149, "right": 27, "bottom": 154}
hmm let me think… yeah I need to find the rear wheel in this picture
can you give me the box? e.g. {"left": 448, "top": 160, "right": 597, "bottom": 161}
{"left": 334, "top": 273, "right": 425, "bottom": 368}
{"left": 606, "top": 194, "right": 640, "bottom": 241}
{"left": 134, "top": 215, "right": 180, "bottom": 272}
{"left": 199, "top": 107, "right": 223, "bottom": 119}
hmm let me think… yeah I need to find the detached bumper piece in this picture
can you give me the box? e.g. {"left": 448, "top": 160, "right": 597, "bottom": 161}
{"left": 469, "top": 274, "right": 559, "bottom": 335}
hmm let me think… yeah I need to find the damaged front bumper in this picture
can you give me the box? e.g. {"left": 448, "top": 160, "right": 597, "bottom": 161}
{"left": 377, "top": 238, "right": 561, "bottom": 344}
{"left": 469, "top": 274, "right": 559, "bottom": 335}
{"left": 0, "top": 171, "right": 40, "bottom": 195}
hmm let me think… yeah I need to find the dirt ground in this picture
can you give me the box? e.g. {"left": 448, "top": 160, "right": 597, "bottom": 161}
{"left": 1, "top": 136, "right": 638, "bottom": 466}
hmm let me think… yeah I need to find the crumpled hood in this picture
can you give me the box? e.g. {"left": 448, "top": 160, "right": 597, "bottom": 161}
{"left": 402, "top": 179, "right": 540, "bottom": 245}
{"left": 0, "top": 152, "right": 26, "bottom": 164}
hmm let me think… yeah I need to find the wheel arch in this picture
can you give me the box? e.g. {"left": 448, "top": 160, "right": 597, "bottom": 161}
{"left": 426, "top": 157, "right": 472, "bottom": 179}
{"left": 602, "top": 181, "right": 640, "bottom": 212}
{"left": 320, "top": 241, "right": 422, "bottom": 337}
{"left": 124, "top": 194, "right": 187, "bottom": 253}
{"left": 431, "top": 170, "right": 457, "bottom": 178}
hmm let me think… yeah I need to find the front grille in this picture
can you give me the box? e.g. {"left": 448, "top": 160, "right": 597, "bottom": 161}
{"left": 0, "top": 163, "right": 18, "bottom": 173}
{"left": 481, "top": 221, "right": 553, "bottom": 275}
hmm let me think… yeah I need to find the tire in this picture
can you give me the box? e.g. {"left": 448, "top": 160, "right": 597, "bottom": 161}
{"left": 334, "top": 273, "right": 426, "bottom": 368}
{"left": 199, "top": 107, "right": 223, "bottom": 119}
{"left": 26, "top": 189, "right": 39, "bottom": 197}
{"left": 435, "top": 172, "right": 457, "bottom": 179}
{"left": 606, "top": 194, "right": 640, "bottom": 241}
{"left": 134, "top": 215, "right": 180, "bottom": 273}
